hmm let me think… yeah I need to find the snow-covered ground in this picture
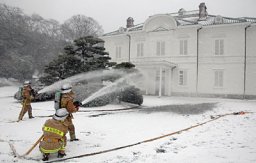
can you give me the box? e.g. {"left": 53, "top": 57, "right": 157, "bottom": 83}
{"left": 0, "top": 86, "right": 256, "bottom": 163}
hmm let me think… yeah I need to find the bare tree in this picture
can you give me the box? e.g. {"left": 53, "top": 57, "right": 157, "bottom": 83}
{"left": 61, "top": 15, "right": 103, "bottom": 41}
{"left": 0, "top": 3, "right": 66, "bottom": 80}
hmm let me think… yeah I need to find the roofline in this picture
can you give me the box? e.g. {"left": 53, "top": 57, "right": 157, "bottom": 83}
{"left": 102, "top": 11, "right": 256, "bottom": 36}
{"left": 200, "top": 22, "right": 252, "bottom": 28}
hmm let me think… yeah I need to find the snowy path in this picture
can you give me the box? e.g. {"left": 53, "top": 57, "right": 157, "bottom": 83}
{"left": 0, "top": 86, "right": 256, "bottom": 163}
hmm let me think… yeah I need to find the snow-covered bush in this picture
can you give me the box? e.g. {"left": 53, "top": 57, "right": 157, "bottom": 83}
{"left": 13, "top": 80, "right": 143, "bottom": 106}
{"left": 83, "top": 85, "right": 143, "bottom": 107}
{"left": 83, "top": 93, "right": 116, "bottom": 107}
{"left": 119, "top": 86, "right": 143, "bottom": 105}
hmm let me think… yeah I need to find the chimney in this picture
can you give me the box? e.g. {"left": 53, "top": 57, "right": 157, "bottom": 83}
{"left": 126, "top": 17, "right": 134, "bottom": 28}
{"left": 198, "top": 2, "right": 208, "bottom": 20}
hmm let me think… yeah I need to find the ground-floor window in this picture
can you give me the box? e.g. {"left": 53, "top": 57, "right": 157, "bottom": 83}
{"left": 178, "top": 70, "right": 187, "bottom": 86}
{"left": 137, "top": 43, "right": 144, "bottom": 57}
{"left": 115, "top": 46, "right": 122, "bottom": 59}
{"left": 214, "top": 69, "right": 224, "bottom": 87}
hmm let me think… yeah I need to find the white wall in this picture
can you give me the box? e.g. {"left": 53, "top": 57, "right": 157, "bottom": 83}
{"left": 246, "top": 25, "right": 256, "bottom": 95}
{"left": 198, "top": 24, "right": 246, "bottom": 95}
{"left": 102, "top": 21, "right": 256, "bottom": 98}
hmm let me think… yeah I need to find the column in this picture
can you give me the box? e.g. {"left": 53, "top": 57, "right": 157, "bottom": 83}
{"left": 159, "top": 67, "right": 162, "bottom": 97}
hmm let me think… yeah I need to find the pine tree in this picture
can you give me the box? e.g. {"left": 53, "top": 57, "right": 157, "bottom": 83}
{"left": 40, "top": 36, "right": 112, "bottom": 85}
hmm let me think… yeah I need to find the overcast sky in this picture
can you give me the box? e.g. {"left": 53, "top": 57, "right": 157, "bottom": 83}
{"left": 1, "top": 0, "right": 256, "bottom": 33}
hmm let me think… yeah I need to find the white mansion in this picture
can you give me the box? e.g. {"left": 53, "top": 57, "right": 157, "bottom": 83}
{"left": 101, "top": 3, "right": 256, "bottom": 99}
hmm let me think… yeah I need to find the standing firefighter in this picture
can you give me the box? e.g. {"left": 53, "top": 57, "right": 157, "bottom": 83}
{"left": 59, "top": 83, "right": 80, "bottom": 141}
{"left": 39, "top": 108, "right": 69, "bottom": 161}
{"left": 17, "top": 81, "right": 34, "bottom": 122}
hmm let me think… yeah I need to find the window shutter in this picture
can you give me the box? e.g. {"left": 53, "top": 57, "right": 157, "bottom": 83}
{"left": 220, "top": 40, "right": 224, "bottom": 55}
{"left": 214, "top": 70, "right": 224, "bottom": 87}
{"left": 179, "top": 71, "right": 184, "bottom": 85}
{"left": 137, "top": 44, "right": 140, "bottom": 57}
{"left": 214, "top": 71, "right": 218, "bottom": 86}
{"left": 219, "top": 71, "right": 223, "bottom": 87}
{"left": 180, "top": 40, "right": 183, "bottom": 55}
{"left": 215, "top": 40, "right": 219, "bottom": 55}
{"left": 161, "top": 42, "right": 165, "bottom": 55}
{"left": 119, "top": 47, "right": 121, "bottom": 58}
{"left": 141, "top": 43, "right": 144, "bottom": 56}
{"left": 156, "top": 42, "right": 160, "bottom": 56}
{"left": 184, "top": 40, "right": 188, "bottom": 55}
{"left": 184, "top": 70, "right": 187, "bottom": 85}
{"left": 116, "top": 47, "right": 118, "bottom": 58}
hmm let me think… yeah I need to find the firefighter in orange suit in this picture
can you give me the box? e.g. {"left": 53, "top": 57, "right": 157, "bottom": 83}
{"left": 39, "top": 108, "right": 69, "bottom": 161}
{"left": 60, "top": 83, "right": 80, "bottom": 141}
{"left": 17, "top": 81, "right": 34, "bottom": 122}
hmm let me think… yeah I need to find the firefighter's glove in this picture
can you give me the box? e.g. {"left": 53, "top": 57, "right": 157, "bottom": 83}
{"left": 31, "top": 89, "right": 37, "bottom": 97}
{"left": 73, "top": 101, "right": 82, "bottom": 110}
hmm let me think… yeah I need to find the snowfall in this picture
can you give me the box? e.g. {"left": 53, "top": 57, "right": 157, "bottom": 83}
{"left": 1, "top": 86, "right": 256, "bottom": 163}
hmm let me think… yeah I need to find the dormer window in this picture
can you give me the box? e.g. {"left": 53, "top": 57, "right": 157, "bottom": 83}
{"left": 118, "top": 27, "right": 125, "bottom": 33}
{"left": 214, "top": 15, "right": 223, "bottom": 24}
{"left": 178, "top": 8, "right": 186, "bottom": 16}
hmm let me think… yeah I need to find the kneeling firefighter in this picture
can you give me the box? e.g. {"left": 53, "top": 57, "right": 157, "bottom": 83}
{"left": 39, "top": 108, "right": 69, "bottom": 161}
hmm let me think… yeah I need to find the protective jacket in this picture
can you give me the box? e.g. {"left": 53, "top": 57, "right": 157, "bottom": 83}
{"left": 22, "top": 85, "right": 33, "bottom": 105}
{"left": 18, "top": 85, "right": 33, "bottom": 120}
{"left": 39, "top": 119, "right": 68, "bottom": 154}
{"left": 60, "top": 91, "right": 78, "bottom": 140}
{"left": 60, "top": 91, "right": 77, "bottom": 115}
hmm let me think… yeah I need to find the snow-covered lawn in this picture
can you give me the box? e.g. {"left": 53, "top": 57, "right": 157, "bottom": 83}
{"left": 0, "top": 86, "right": 256, "bottom": 163}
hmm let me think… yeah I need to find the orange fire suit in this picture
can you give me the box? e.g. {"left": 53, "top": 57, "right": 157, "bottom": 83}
{"left": 39, "top": 118, "right": 68, "bottom": 154}
{"left": 60, "top": 91, "right": 78, "bottom": 140}
{"left": 18, "top": 85, "right": 33, "bottom": 121}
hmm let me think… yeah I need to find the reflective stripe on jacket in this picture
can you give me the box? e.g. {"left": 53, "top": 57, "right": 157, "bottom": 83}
{"left": 43, "top": 126, "right": 64, "bottom": 137}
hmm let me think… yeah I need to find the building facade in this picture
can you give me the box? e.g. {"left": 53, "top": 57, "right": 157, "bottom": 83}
{"left": 101, "top": 3, "right": 256, "bottom": 99}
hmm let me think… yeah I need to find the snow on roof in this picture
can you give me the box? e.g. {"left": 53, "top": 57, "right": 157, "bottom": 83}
{"left": 103, "top": 10, "right": 256, "bottom": 36}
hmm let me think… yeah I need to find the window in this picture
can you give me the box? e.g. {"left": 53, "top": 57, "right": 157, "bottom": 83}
{"left": 156, "top": 41, "right": 165, "bottom": 56}
{"left": 180, "top": 40, "right": 188, "bottom": 55}
{"left": 115, "top": 46, "right": 121, "bottom": 59}
{"left": 137, "top": 43, "right": 144, "bottom": 57}
{"left": 178, "top": 70, "right": 187, "bottom": 86}
{"left": 215, "top": 39, "right": 224, "bottom": 55}
{"left": 214, "top": 70, "right": 224, "bottom": 87}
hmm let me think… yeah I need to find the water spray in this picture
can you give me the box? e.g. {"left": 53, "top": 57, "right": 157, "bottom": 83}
{"left": 38, "top": 69, "right": 126, "bottom": 94}
{"left": 81, "top": 72, "right": 142, "bottom": 105}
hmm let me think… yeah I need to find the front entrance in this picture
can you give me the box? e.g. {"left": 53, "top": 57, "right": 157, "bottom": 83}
{"left": 155, "top": 68, "right": 166, "bottom": 96}
{"left": 135, "top": 60, "right": 176, "bottom": 96}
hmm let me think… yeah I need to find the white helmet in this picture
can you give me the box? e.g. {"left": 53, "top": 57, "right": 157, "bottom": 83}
{"left": 24, "top": 80, "right": 31, "bottom": 86}
{"left": 53, "top": 108, "right": 69, "bottom": 121}
{"left": 61, "top": 83, "right": 72, "bottom": 93}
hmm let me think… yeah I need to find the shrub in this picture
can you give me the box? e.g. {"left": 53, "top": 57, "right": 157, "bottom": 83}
{"left": 14, "top": 82, "right": 143, "bottom": 106}
{"left": 83, "top": 85, "right": 143, "bottom": 107}
{"left": 119, "top": 86, "right": 143, "bottom": 105}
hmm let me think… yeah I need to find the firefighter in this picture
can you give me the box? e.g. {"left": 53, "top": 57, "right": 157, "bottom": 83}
{"left": 39, "top": 108, "right": 69, "bottom": 161}
{"left": 60, "top": 83, "right": 80, "bottom": 141}
{"left": 17, "top": 80, "right": 34, "bottom": 122}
